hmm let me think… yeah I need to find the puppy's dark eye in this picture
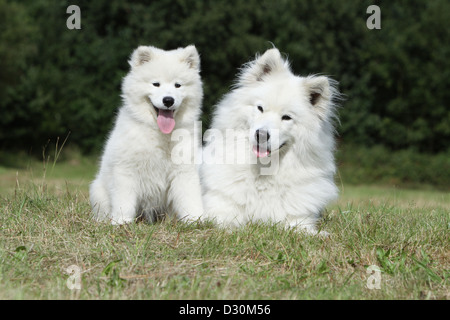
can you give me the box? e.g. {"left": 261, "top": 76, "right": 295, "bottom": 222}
{"left": 257, "top": 105, "right": 264, "bottom": 113}
{"left": 152, "top": 82, "right": 160, "bottom": 87}
{"left": 282, "top": 115, "right": 292, "bottom": 121}
{"left": 175, "top": 83, "right": 181, "bottom": 88}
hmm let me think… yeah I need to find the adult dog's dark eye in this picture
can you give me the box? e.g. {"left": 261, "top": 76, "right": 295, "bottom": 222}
{"left": 282, "top": 115, "right": 292, "bottom": 121}
{"left": 175, "top": 83, "right": 181, "bottom": 88}
{"left": 257, "top": 105, "right": 264, "bottom": 113}
{"left": 152, "top": 82, "right": 160, "bottom": 87}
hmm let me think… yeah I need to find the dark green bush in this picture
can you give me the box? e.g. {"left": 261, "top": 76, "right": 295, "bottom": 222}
{"left": 337, "top": 144, "right": 450, "bottom": 189}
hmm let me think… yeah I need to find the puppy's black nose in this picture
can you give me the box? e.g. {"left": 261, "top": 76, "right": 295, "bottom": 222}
{"left": 255, "top": 129, "right": 270, "bottom": 143}
{"left": 163, "top": 96, "right": 174, "bottom": 108}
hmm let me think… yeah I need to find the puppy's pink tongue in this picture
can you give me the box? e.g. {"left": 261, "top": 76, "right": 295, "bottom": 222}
{"left": 157, "top": 110, "right": 175, "bottom": 134}
{"left": 252, "top": 145, "right": 269, "bottom": 158}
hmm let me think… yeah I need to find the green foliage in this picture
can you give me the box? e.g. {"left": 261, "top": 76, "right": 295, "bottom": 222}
{"left": 337, "top": 144, "right": 450, "bottom": 189}
{"left": 376, "top": 247, "right": 443, "bottom": 283}
{"left": 0, "top": 0, "right": 37, "bottom": 95}
{"left": 0, "top": 0, "right": 449, "bottom": 155}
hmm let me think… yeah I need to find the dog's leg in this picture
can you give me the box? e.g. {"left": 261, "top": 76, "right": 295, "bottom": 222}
{"left": 202, "top": 191, "right": 245, "bottom": 228}
{"left": 89, "top": 179, "right": 111, "bottom": 221}
{"left": 287, "top": 216, "right": 330, "bottom": 237}
{"left": 109, "top": 174, "right": 138, "bottom": 225}
{"left": 169, "top": 167, "right": 204, "bottom": 222}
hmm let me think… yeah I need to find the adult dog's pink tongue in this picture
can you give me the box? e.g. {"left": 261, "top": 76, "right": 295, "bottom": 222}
{"left": 157, "top": 110, "right": 175, "bottom": 134}
{"left": 253, "top": 145, "right": 270, "bottom": 158}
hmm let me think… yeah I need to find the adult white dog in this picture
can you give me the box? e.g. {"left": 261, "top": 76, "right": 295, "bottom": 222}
{"left": 90, "top": 45, "right": 204, "bottom": 225}
{"left": 200, "top": 48, "right": 340, "bottom": 235}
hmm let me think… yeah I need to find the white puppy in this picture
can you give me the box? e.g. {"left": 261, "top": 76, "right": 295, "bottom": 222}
{"left": 90, "top": 45, "right": 204, "bottom": 225}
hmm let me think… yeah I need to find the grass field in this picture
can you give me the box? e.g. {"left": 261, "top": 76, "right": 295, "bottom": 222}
{"left": 0, "top": 154, "right": 448, "bottom": 300}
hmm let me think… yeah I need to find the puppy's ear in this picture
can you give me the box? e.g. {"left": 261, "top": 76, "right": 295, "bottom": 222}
{"left": 303, "top": 75, "right": 336, "bottom": 120}
{"left": 238, "top": 48, "right": 288, "bottom": 86}
{"left": 129, "top": 46, "right": 154, "bottom": 68}
{"left": 181, "top": 45, "right": 200, "bottom": 70}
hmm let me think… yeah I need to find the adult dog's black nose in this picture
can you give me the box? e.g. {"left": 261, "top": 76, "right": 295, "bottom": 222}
{"left": 163, "top": 96, "right": 174, "bottom": 108}
{"left": 255, "top": 129, "right": 270, "bottom": 143}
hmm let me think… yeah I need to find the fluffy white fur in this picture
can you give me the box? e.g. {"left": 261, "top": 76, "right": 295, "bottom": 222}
{"left": 200, "top": 48, "right": 340, "bottom": 235}
{"left": 90, "top": 45, "right": 204, "bottom": 225}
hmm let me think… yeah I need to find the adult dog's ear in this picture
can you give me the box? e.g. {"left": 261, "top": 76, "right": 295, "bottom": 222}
{"left": 181, "top": 45, "right": 200, "bottom": 70}
{"left": 303, "top": 75, "right": 337, "bottom": 120}
{"left": 129, "top": 46, "right": 154, "bottom": 68}
{"left": 238, "top": 48, "right": 289, "bottom": 86}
